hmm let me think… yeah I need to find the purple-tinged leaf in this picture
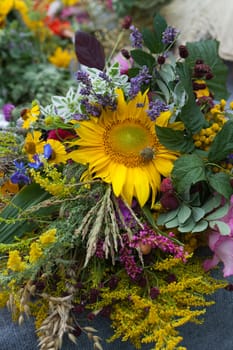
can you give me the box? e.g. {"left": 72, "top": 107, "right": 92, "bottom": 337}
{"left": 75, "top": 31, "right": 105, "bottom": 70}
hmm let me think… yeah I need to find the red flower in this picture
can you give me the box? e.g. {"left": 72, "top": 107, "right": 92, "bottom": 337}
{"left": 47, "top": 129, "right": 76, "bottom": 141}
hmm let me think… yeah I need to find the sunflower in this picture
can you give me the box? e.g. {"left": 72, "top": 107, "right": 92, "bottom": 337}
{"left": 24, "top": 131, "right": 45, "bottom": 161}
{"left": 69, "top": 89, "right": 178, "bottom": 207}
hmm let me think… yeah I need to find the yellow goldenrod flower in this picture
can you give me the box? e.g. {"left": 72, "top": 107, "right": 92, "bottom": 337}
{"left": 7, "top": 250, "right": 26, "bottom": 272}
{"left": 29, "top": 242, "right": 43, "bottom": 264}
{"left": 48, "top": 47, "right": 75, "bottom": 68}
{"left": 39, "top": 228, "right": 57, "bottom": 246}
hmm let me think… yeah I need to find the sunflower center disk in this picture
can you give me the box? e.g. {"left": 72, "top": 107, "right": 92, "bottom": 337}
{"left": 105, "top": 121, "right": 155, "bottom": 167}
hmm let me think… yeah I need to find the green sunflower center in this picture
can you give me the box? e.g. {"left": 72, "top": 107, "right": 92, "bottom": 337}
{"left": 104, "top": 120, "right": 157, "bottom": 167}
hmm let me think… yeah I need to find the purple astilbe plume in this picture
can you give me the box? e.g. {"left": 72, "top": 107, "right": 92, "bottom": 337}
{"left": 129, "top": 66, "right": 152, "bottom": 99}
{"left": 119, "top": 234, "right": 143, "bottom": 280}
{"left": 162, "top": 26, "right": 179, "bottom": 44}
{"left": 129, "top": 25, "right": 143, "bottom": 48}
{"left": 130, "top": 225, "right": 188, "bottom": 261}
{"left": 147, "top": 100, "right": 169, "bottom": 121}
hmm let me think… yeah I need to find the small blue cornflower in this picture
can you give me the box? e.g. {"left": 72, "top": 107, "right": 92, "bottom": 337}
{"left": 147, "top": 100, "right": 169, "bottom": 121}
{"left": 28, "top": 154, "right": 44, "bottom": 169}
{"left": 43, "top": 144, "right": 53, "bottom": 160}
{"left": 10, "top": 160, "right": 30, "bottom": 185}
{"left": 162, "top": 26, "right": 179, "bottom": 44}
{"left": 129, "top": 25, "right": 143, "bottom": 49}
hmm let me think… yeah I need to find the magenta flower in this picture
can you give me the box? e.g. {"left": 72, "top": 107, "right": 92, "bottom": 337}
{"left": 203, "top": 195, "right": 233, "bottom": 277}
{"left": 112, "top": 50, "right": 133, "bottom": 74}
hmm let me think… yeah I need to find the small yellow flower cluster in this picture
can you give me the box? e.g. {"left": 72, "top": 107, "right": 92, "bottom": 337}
{"left": 193, "top": 100, "right": 227, "bottom": 151}
{"left": 48, "top": 47, "right": 75, "bottom": 68}
{"left": 62, "top": 0, "right": 80, "bottom": 5}
{"left": 7, "top": 250, "right": 26, "bottom": 272}
{"left": 30, "top": 166, "right": 73, "bottom": 197}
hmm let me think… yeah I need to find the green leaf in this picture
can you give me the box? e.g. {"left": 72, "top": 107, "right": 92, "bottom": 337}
{"left": 152, "top": 14, "right": 167, "bottom": 53}
{"left": 172, "top": 154, "right": 206, "bottom": 193}
{"left": 142, "top": 28, "right": 157, "bottom": 53}
{"left": 156, "top": 125, "right": 195, "bottom": 153}
{"left": 157, "top": 208, "right": 179, "bottom": 225}
{"left": 159, "top": 63, "right": 176, "bottom": 85}
{"left": 208, "top": 172, "right": 232, "bottom": 199}
{"left": 186, "top": 40, "right": 229, "bottom": 100}
{"left": 209, "top": 221, "right": 231, "bottom": 235}
{"left": 130, "top": 49, "right": 155, "bottom": 69}
{"left": 201, "top": 194, "right": 222, "bottom": 214}
{"left": 176, "top": 62, "right": 206, "bottom": 133}
{"left": 192, "top": 219, "right": 208, "bottom": 233}
{"left": 208, "top": 120, "right": 233, "bottom": 162}
{"left": 177, "top": 204, "right": 192, "bottom": 224}
{"left": 178, "top": 216, "right": 196, "bottom": 232}
{"left": 156, "top": 80, "right": 170, "bottom": 103}
{"left": 191, "top": 207, "right": 205, "bottom": 222}
{"left": 165, "top": 216, "right": 179, "bottom": 228}
{"left": 0, "top": 183, "right": 57, "bottom": 243}
{"left": 205, "top": 201, "right": 230, "bottom": 220}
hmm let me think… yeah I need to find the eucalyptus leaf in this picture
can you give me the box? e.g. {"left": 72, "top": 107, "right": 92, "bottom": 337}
{"left": 157, "top": 208, "right": 179, "bottom": 225}
{"left": 178, "top": 216, "right": 196, "bottom": 232}
{"left": 209, "top": 221, "right": 231, "bottom": 235}
{"left": 165, "top": 216, "right": 179, "bottom": 228}
{"left": 191, "top": 207, "right": 205, "bottom": 222}
{"left": 201, "top": 194, "right": 222, "bottom": 214}
{"left": 177, "top": 204, "right": 192, "bottom": 224}
{"left": 205, "top": 201, "right": 230, "bottom": 220}
{"left": 192, "top": 220, "right": 208, "bottom": 233}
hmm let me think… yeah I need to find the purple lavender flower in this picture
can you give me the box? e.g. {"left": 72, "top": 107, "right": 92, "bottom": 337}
{"left": 162, "top": 26, "right": 179, "bottom": 44}
{"left": 147, "top": 100, "right": 169, "bottom": 121}
{"left": 129, "top": 25, "right": 143, "bottom": 49}
{"left": 129, "top": 66, "right": 152, "bottom": 99}
{"left": 81, "top": 99, "right": 101, "bottom": 117}
{"left": 2, "top": 103, "right": 15, "bottom": 121}
{"left": 76, "top": 70, "right": 92, "bottom": 95}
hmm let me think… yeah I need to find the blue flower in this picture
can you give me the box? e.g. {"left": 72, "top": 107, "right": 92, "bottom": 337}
{"left": 28, "top": 154, "right": 43, "bottom": 169}
{"left": 43, "top": 144, "right": 53, "bottom": 159}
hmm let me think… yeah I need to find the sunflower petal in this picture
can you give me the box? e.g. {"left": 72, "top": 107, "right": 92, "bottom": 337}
{"left": 110, "top": 163, "right": 127, "bottom": 197}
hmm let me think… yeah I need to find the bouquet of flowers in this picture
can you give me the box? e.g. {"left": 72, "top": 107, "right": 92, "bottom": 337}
{"left": 1, "top": 12, "right": 233, "bottom": 350}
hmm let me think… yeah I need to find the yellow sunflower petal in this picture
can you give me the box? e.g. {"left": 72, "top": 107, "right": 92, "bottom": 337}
{"left": 110, "top": 163, "right": 127, "bottom": 197}
{"left": 133, "top": 168, "right": 150, "bottom": 207}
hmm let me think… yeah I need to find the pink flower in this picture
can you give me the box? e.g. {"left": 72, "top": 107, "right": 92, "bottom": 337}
{"left": 203, "top": 195, "right": 233, "bottom": 277}
{"left": 111, "top": 50, "right": 133, "bottom": 74}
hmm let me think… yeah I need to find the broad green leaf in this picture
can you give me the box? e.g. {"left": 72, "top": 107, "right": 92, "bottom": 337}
{"left": 176, "top": 62, "right": 206, "bottom": 133}
{"left": 152, "top": 14, "right": 167, "bottom": 53}
{"left": 177, "top": 204, "right": 192, "bottom": 224}
{"left": 208, "top": 120, "right": 233, "bottom": 162}
{"left": 142, "top": 28, "right": 157, "bottom": 53}
{"left": 0, "top": 183, "right": 57, "bottom": 243}
{"left": 172, "top": 154, "right": 206, "bottom": 193}
{"left": 159, "top": 63, "right": 176, "bottom": 85}
{"left": 186, "top": 40, "right": 229, "bottom": 100}
{"left": 156, "top": 125, "right": 195, "bottom": 153}
{"left": 209, "top": 220, "right": 231, "bottom": 235}
{"left": 192, "top": 219, "right": 208, "bottom": 233}
{"left": 130, "top": 49, "right": 155, "bottom": 69}
{"left": 207, "top": 172, "right": 232, "bottom": 199}
{"left": 205, "top": 201, "right": 230, "bottom": 220}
